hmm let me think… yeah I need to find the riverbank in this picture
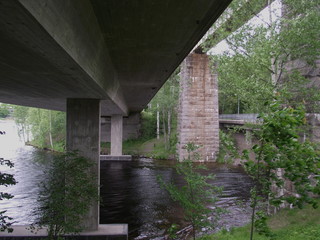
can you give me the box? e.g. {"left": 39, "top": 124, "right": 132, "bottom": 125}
{"left": 200, "top": 201, "right": 320, "bottom": 240}
{"left": 25, "top": 136, "right": 176, "bottom": 160}
{"left": 101, "top": 136, "right": 176, "bottom": 160}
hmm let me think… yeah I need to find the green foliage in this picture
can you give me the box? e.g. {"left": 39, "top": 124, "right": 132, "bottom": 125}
{"left": 158, "top": 143, "right": 222, "bottom": 239}
{"left": 0, "top": 105, "right": 10, "bottom": 118}
{"left": 211, "top": 0, "right": 320, "bottom": 114}
{"left": 148, "top": 133, "right": 177, "bottom": 159}
{"left": 12, "top": 105, "right": 66, "bottom": 151}
{"left": 27, "top": 108, "right": 65, "bottom": 151}
{"left": 140, "top": 111, "right": 157, "bottom": 140}
{"left": 202, "top": 0, "right": 273, "bottom": 51}
{"left": 217, "top": 130, "right": 240, "bottom": 163}
{"left": 149, "top": 141, "right": 171, "bottom": 159}
{"left": 101, "top": 135, "right": 177, "bottom": 159}
{"left": 254, "top": 211, "right": 275, "bottom": 239}
{"left": 151, "top": 68, "right": 180, "bottom": 117}
{"left": 149, "top": 69, "right": 180, "bottom": 149}
{"left": 0, "top": 158, "right": 17, "bottom": 233}
{"left": 242, "top": 101, "right": 320, "bottom": 239}
{"left": 200, "top": 199, "right": 320, "bottom": 240}
{"left": 167, "top": 223, "right": 179, "bottom": 239}
{"left": 32, "top": 151, "right": 99, "bottom": 239}
{"left": 212, "top": 1, "right": 320, "bottom": 236}
{"left": 13, "top": 105, "right": 30, "bottom": 142}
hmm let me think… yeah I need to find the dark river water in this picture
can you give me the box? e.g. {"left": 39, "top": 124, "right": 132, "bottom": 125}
{"left": 0, "top": 119, "right": 254, "bottom": 239}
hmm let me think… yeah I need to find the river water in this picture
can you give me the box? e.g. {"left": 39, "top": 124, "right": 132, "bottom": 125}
{"left": 0, "top": 119, "right": 254, "bottom": 239}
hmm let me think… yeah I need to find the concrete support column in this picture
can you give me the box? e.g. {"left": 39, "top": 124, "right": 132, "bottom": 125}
{"left": 110, "top": 115, "right": 123, "bottom": 156}
{"left": 66, "top": 98, "right": 100, "bottom": 231}
{"left": 177, "top": 53, "right": 219, "bottom": 161}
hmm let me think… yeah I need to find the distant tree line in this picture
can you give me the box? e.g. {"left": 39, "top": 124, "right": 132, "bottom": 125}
{"left": 13, "top": 106, "right": 65, "bottom": 152}
{"left": 0, "top": 104, "right": 10, "bottom": 118}
{"left": 141, "top": 68, "right": 180, "bottom": 151}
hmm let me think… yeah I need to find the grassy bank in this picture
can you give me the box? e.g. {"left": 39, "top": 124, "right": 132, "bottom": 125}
{"left": 101, "top": 136, "right": 176, "bottom": 159}
{"left": 201, "top": 202, "right": 320, "bottom": 240}
{"left": 26, "top": 140, "right": 65, "bottom": 153}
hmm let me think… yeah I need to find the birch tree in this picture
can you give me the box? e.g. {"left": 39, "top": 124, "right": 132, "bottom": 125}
{"left": 150, "top": 69, "right": 180, "bottom": 149}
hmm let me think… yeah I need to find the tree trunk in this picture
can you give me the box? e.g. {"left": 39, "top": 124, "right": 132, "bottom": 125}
{"left": 26, "top": 124, "right": 30, "bottom": 142}
{"left": 237, "top": 96, "right": 240, "bottom": 114}
{"left": 156, "top": 104, "right": 160, "bottom": 140}
{"left": 21, "top": 124, "right": 26, "bottom": 143}
{"left": 162, "top": 111, "right": 167, "bottom": 150}
{"left": 168, "top": 110, "right": 171, "bottom": 138}
{"left": 269, "top": 0, "right": 278, "bottom": 87}
{"left": 49, "top": 110, "right": 54, "bottom": 150}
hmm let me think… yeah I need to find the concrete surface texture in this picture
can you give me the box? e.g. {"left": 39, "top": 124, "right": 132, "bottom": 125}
{"left": 177, "top": 53, "right": 219, "bottom": 161}
{"left": 110, "top": 115, "right": 123, "bottom": 156}
{"left": 66, "top": 99, "right": 101, "bottom": 230}
{"left": 0, "top": 0, "right": 232, "bottom": 116}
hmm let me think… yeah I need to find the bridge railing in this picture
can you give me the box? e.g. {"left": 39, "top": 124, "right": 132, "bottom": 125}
{"left": 219, "top": 113, "right": 320, "bottom": 128}
{"left": 219, "top": 114, "right": 259, "bottom": 124}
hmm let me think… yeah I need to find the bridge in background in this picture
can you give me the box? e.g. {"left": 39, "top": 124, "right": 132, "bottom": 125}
{"left": 0, "top": 0, "right": 232, "bottom": 231}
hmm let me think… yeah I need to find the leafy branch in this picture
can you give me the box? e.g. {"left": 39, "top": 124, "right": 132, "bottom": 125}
{"left": 242, "top": 101, "right": 320, "bottom": 239}
{"left": 31, "top": 151, "right": 99, "bottom": 239}
{"left": 0, "top": 158, "right": 17, "bottom": 233}
{"left": 158, "top": 143, "right": 223, "bottom": 240}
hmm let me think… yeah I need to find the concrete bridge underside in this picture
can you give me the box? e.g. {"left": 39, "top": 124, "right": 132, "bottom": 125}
{"left": 0, "top": 0, "right": 231, "bottom": 115}
{"left": 0, "top": 0, "right": 232, "bottom": 231}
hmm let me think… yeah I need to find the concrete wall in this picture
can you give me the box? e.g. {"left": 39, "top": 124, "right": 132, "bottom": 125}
{"left": 177, "top": 53, "right": 219, "bottom": 161}
{"left": 101, "top": 113, "right": 141, "bottom": 142}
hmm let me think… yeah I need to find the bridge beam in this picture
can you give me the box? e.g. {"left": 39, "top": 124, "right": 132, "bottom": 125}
{"left": 66, "top": 98, "right": 101, "bottom": 231}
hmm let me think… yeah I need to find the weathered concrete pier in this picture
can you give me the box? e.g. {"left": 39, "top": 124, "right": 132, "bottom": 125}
{"left": 178, "top": 53, "right": 219, "bottom": 161}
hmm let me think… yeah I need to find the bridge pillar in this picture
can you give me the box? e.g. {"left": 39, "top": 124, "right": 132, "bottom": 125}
{"left": 66, "top": 99, "right": 100, "bottom": 230}
{"left": 177, "top": 53, "right": 219, "bottom": 161}
{"left": 110, "top": 115, "right": 123, "bottom": 155}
